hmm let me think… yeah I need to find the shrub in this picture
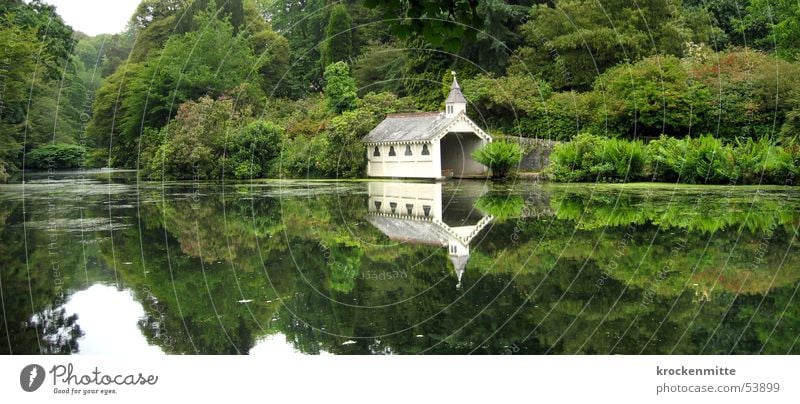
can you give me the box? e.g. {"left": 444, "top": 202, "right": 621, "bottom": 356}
{"left": 472, "top": 141, "right": 523, "bottom": 178}
{"left": 26, "top": 143, "right": 87, "bottom": 169}
{"left": 548, "top": 133, "right": 604, "bottom": 182}
{"left": 596, "top": 137, "right": 647, "bottom": 181}
{"left": 226, "top": 120, "right": 285, "bottom": 179}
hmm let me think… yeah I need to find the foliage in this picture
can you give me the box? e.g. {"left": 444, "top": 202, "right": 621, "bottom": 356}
{"left": 689, "top": 49, "right": 800, "bottom": 140}
{"left": 26, "top": 143, "right": 88, "bottom": 169}
{"left": 472, "top": 141, "right": 523, "bottom": 178}
{"left": 226, "top": 120, "right": 285, "bottom": 179}
{"left": 141, "top": 96, "right": 239, "bottom": 180}
{"left": 513, "top": 0, "right": 721, "bottom": 90}
{"left": 363, "top": 0, "right": 483, "bottom": 51}
{"left": 550, "top": 133, "right": 800, "bottom": 184}
{"left": 741, "top": 0, "right": 800, "bottom": 60}
{"left": 324, "top": 62, "right": 360, "bottom": 113}
{"left": 597, "top": 55, "right": 713, "bottom": 138}
{"left": 278, "top": 92, "right": 413, "bottom": 178}
{"left": 90, "top": 5, "right": 266, "bottom": 167}
{"left": 351, "top": 42, "right": 406, "bottom": 95}
{"left": 321, "top": 4, "right": 353, "bottom": 67}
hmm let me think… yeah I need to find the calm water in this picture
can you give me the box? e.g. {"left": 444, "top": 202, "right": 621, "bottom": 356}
{"left": 1, "top": 170, "right": 798, "bottom": 354}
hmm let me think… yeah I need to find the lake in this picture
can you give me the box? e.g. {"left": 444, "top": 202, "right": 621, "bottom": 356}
{"left": 0, "top": 170, "right": 798, "bottom": 354}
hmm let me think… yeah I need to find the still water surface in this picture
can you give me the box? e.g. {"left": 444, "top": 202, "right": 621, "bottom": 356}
{"left": 0, "top": 170, "right": 798, "bottom": 354}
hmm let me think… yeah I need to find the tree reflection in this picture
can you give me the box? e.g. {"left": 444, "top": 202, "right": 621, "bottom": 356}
{"left": 0, "top": 179, "right": 797, "bottom": 354}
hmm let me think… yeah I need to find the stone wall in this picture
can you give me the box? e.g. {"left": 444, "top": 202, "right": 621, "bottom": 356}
{"left": 501, "top": 136, "right": 559, "bottom": 172}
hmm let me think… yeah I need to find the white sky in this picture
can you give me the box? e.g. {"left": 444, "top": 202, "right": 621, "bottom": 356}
{"left": 41, "top": 0, "right": 141, "bottom": 36}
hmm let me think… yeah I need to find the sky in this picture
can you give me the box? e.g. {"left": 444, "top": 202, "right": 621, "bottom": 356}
{"left": 41, "top": 0, "right": 141, "bottom": 36}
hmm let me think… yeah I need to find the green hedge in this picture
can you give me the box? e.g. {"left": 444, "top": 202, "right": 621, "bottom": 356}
{"left": 26, "top": 143, "right": 87, "bottom": 169}
{"left": 549, "top": 134, "right": 800, "bottom": 184}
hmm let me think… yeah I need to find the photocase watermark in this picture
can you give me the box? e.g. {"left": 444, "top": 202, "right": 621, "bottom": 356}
{"left": 45, "top": 164, "right": 65, "bottom": 301}
{"left": 140, "top": 284, "right": 175, "bottom": 352}
{"left": 20, "top": 364, "right": 46, "bottom": 392}
{"left": 19, "top": 363, "right": 159, "bottom": 396}
{"left": 360, "top": 269, "right": 407, "bottom": 281}
{"left": 510, "top": 186, "right": 549, "bottom": 244}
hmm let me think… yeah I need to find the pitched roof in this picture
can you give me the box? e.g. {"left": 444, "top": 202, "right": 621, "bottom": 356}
{"left": 445, "top": 77, "right": 467, "bottom": 104}
{"left": 362, "top": 112, "right": 455, "bottom": 143}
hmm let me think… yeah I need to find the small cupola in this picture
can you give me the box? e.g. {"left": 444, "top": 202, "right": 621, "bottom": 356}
{"left": 445, "top": 71, "right": 467, "bottom": 117}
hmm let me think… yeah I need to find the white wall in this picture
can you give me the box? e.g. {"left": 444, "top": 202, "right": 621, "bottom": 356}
{"left": 367, "top": 182, "right": 442, "bottom": 218}
{"left": 366, "top": 142, "right": 440, "bottom": 178}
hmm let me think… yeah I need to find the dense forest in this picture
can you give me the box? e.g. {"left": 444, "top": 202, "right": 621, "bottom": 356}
{"left": 2, "top": 0, "right": 800, "bottom": 182}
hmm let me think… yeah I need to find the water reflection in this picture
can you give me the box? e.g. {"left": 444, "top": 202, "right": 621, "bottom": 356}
{"left": 63, "top": 284, "right": 163, "bottom": 355}
{"left": 366, "top": 182, "right": 493, "bottom": 287}
{"left": 0, "top": 172, "right": 798, "bottom": 355}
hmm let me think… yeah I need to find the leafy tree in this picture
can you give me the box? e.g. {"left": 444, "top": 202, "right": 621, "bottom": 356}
{"left": 363, "top": 0, "right": 483, "bottom": 51}
{"left": 91, "top": 6, "right": 264, "bottom": 167}
{"left": 351, "top": 41, "right": 406, "bottom": 95}
{"left": 324, "top": 61, "right": 359, "bottom": 113}
{"left": 513, "top": 0, "right": 720, "bottom": 90}
{"left": 321, "top": 4, "right": 353, "bottom": 67}
{"left": 0, "top": 22, "right": 40, "bottom": 174}
{"left": 264, "top": 0, "right": 329, "bottom": 95}
{"left": 741, "top": 0, "right": 800, "bottom": 59}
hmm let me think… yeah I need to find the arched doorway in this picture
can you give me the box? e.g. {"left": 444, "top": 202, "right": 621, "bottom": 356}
{"left": 439, "top": 132, "right": 488, "bottom": 177}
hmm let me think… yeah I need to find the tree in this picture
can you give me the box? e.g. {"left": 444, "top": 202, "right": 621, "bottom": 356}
{"left": 324, "top": 62, "right": 359, "bottom": 113}
{"left": 512, "top": 0, "right": 721, "bottom": 90}
{"left": 89, "top": 6, "right": 264, "bottom": 167}
{"left": 597, "top": 55, "right": 713, "bottom": 138}
{"left": 321, "top": 4, "right": 353, "bottom": 67}
{"left": 0, "top": 22, "right": 41, "bottom": 173}
{"left": 742, "top": 0, "right": 800, "bottom": 60}
{"left": 264, "top": 0, "right": 329, "bottom": 95}
{"left": 363, "top": 0, "right": 483, "bottom": 52}
{"left": 0, "top": 1, "right": 78, "bottom": 175}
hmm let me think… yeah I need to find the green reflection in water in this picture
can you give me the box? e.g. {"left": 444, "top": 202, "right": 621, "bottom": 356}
{"left": 0, "top": 172, "right": 798, "bottom": 354}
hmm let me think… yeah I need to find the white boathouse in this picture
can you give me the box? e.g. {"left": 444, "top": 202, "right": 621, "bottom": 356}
{"left": 362, "top": 74, "right": 492, "bottom": 179}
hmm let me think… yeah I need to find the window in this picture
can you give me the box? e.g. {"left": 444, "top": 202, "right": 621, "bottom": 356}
{"left": 373, "top": 146, "right": 380, "bottom": 157}
{"left": 404, "top": 145, "right": 412, "bottom": 156}
{"left": 421, "top": 144, "right": 430, "bottom": 155}
{"left": 422, "top": 205, "right": 431, "bottom": 217}
{"left": 374, "top": 201, "right": 382, "bottom": 210}
{"left": 389, "top": 146, "right": 396, "bottom": 156}
{"left": 447, "top": 105, "right": 452, "bottom": 114}
{"left": 405, "top": 204, "right": 413, "bottom": 215}
{"left": 389, "top": 202, "right": 397, "bottom": 214}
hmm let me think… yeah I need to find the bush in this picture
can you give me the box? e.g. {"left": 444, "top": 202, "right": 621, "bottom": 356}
{"left": 26, "top": 143, "right": 87, "bottom": 169}
{"left": 548, "top": 133, "right": 604, "bottom": 182}
{"left": 226, "top": 120, "right": 285, "bottom": 179}
{"left": 472, "top": 141, "right": 523, "bottom": 178}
